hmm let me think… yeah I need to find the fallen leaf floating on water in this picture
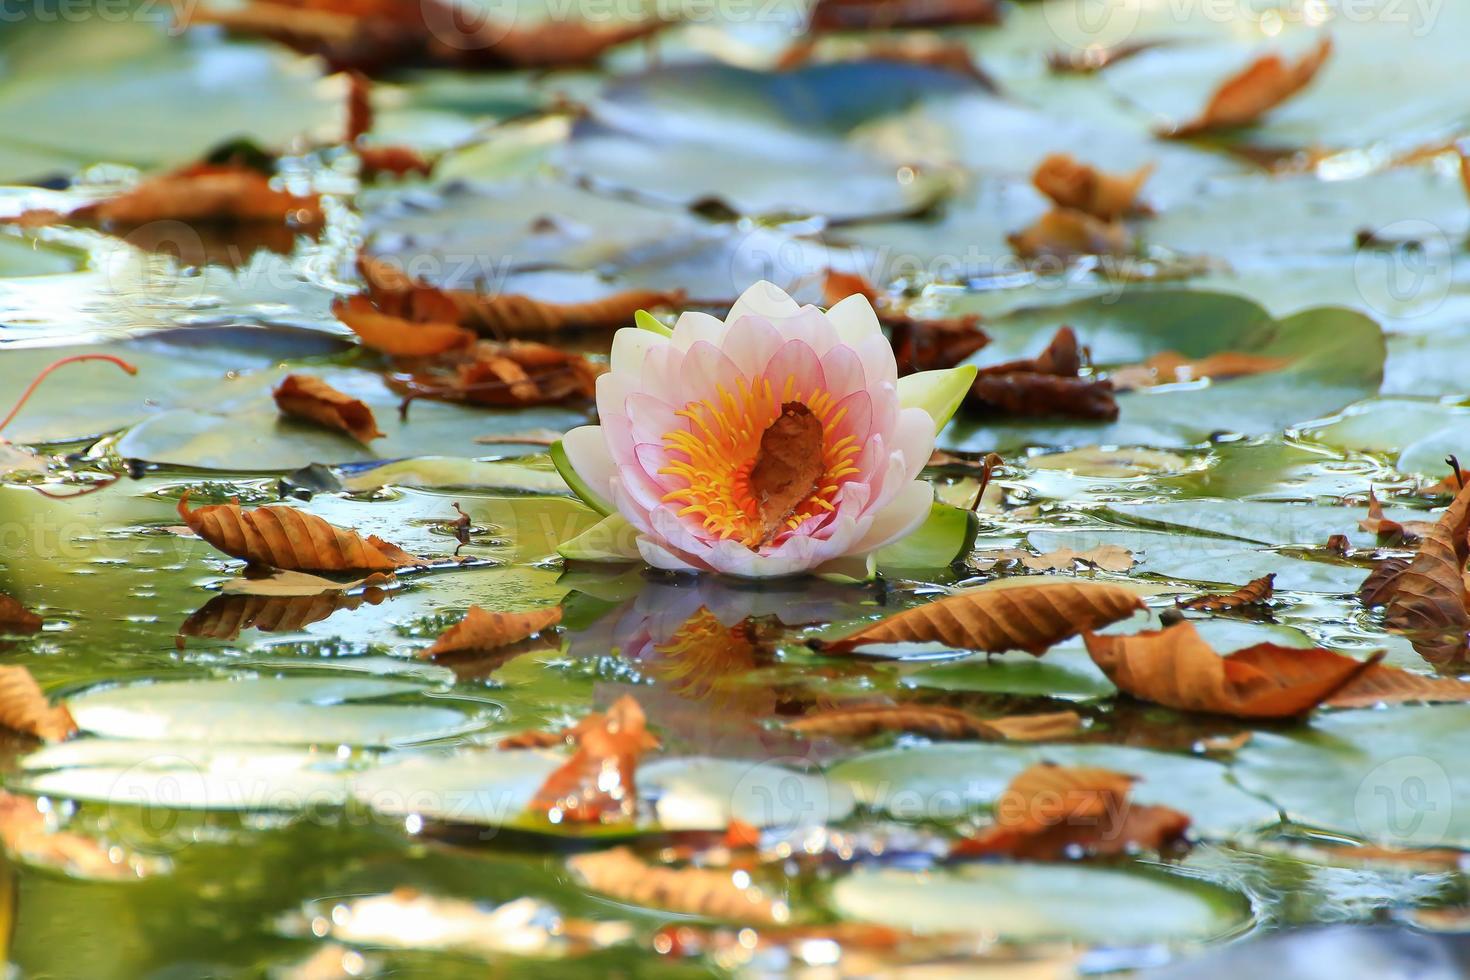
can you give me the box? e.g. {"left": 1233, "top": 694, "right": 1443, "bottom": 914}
{"left": 391, "top": 340, "right": 605, "bottom": 408}
{"left": 1325, "top": 663, "right": 1470, "bottom": 708}
{"left": 822, "top": 270, "right": 988, "bottom": 374}
{"left": 1325, "top": 533, "right": 1352, "bottom": 555}
{"left": 568, "top": 847, "right": 783, "bottom": 923}
{"left": 1082, "top": 619, "right": 1382, "bottom": 719}
{"left": 786, "top": 705, "right": 1082, "bottom": 741}
{"left": 528, "top": 695, "right": 659, "bottom": 824}
{"left": 776, "top": 36, "right": 993, "bottom": 85}
{"left": 1379, "top": 478, "right": 1470, "bottom": 644}
{"left": 1165, "top": 35, "right": 1333, "bottom": 138}
{"left": 0, "top": 791, "right": 151, "bottom": 879}
{"left": 0, "top": 666, "right": 76, "bottom": 742}
{"left": 1176, "top": 573, "right": 1275, "bottom": 612}
{"left": 178, "top": 490, "right": 419, "bottom": 572}
{"left": 1420, "top": 468, "right": 1470, "bottom": 497}
{"left": 814, "top": 581, "right": 1146, "bottom": 656}
{"left": 808, "top": 0, "right": 1002, "bottom": 32}
{"left": 184, "top": 0, "right": 671, "bottom": 74}
{"left": 1047, "top": 39, "right": 1169, "bottom": 74}
{"left": 968, "top": 327, "right": 1119, "bottom": 421}
{"left": 418, "top": 605, "right": 562, "bottom": 659}
{"left": 950, "top": 763, "right": 1190, "bottom": 861}
{"left": 0, "top": 594, "right": 42, "bottom": 633}
{"left": 358, "top": 256, "right": 683, "bottom": 338}
{"left": 1108, "top": 350, "right": 1292, "bottom": 391}
{"left": 1358, "top": 489, "right": 1435, "bottom": 545}
{"left": 334, "top": 294, "right": 476, "bottom": 357}
{"left": 1008, "top": 208, "right": 1132, "bottom": 261}
{"left": 988, "top": 545, "right": 1135, "bottom": 572}
{"left": 344, "top": 72, "right": 432, "bottom": 179}
{"left": 272, "top": 374, "right": 385, "bottom": 443}
{"left": 1359, "top": 556, "right": 1412, "bottom": 609}
{"left": 1031, "top": 154, "right": 1153, "bottom": 222}
{"left": 748, "top": 402, "right": 827, "bottom": 545}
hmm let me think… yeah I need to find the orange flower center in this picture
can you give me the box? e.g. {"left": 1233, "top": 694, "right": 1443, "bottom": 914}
{"left": 658, "top": 375, "right": 862, "bottom": 547}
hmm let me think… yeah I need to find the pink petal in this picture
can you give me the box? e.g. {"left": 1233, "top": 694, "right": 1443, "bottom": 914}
{"left": 758, "top": 339, "right": 825, "bottom": 403}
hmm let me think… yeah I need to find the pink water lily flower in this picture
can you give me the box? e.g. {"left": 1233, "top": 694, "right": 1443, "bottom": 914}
{"left": 554, "top": 282, "right": 975, "bottom": 579}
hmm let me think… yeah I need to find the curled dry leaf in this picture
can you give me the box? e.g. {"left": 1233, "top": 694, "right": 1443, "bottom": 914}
{"left": 418, "top": 605, "right": 562, "bottom": 659}
{"left": 1165, "top": 35, "right": 1333, "bottom": 138}
{"left": 785, "top": 704, "right": 1081, "bottom": 742}
{"left": 0, "top": 593, "right": 43, "bottom": 633}
{"left": 1326, "top": 663, "right": 1470, "bottom": 708}
{"left": 0, "top": 666, "right": 76, "bottom": 742}
{"left": 1358, "top": 489, "right": 1434, "bottom": 545}
{"left": 1176, "top": 573, "right": 1275, "bottom": 612}
{"left": 391, "top": 340, "right": 604, "bottom": 408}
{"left": 808, "top": 0, "right": 1002, "bottom": 32}
{"left": 1325, "top": 533, "right": 1352, "bottom": 556}
{"left": 1108, "top": 351, "right": 1292, "bottom": 391}
{"left": 178, "top": 490, "right": 420, "bottom": 572}
{"left": 569, "top": 847, "right": 783, "bottom": 923}
{"left": 334, "top": 294, "right": 476, "bottom": 357}
{"left": 777, "top": 36, "right": 993, "bottom": 86}
{"left": 748, "top": 402, "right": 826, "bottom": 545}
{"left": 1083, "top": 619, "right": 1381, "bottom": 719}
{"left": 1419, "top": 468, "right": 1470, "bottom": 497}
{"left": 968, "top": 326, "right": 1118, "bottom": 420}
{"left": 1382, "top": 479, "right": 1470, "bottom": 641}
{"left": 976, "top": 326, "right": 1081, "bottom": 378}
{"left": 1359, "top": 556, "right": 1412, "bottom": 609}
{"left": 1032, "top": 154, "right": 1153, "bottom": 222}
{"left": 345, "top": 73, "right": 433, "bottom": 178}
{"left": 1008, "top": 208, "right": 1132, "bottom": 261}
{"left": 815, "top": 580, "right": 1146, "bottom": 656}
{"left": 42, "top": 163, "right": 322, "bottom": 228}
{"left": 529, "top": 695, "right": 659, "bottom": 824}
{"left": 273, "top": 374, "right": 385, "bottom": 443}
{"left": 951, "top": 762, "right": 1190, "bottom": 861}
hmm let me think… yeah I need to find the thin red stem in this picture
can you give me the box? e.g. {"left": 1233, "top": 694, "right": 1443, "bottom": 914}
{"left": 0, "top": 354, "right": 138, "bottom": 436}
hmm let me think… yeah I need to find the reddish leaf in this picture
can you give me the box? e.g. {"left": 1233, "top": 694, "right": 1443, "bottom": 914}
{"left": 748, "top": 402, "right": 826, "bottom": 545}
{"left": 390, "top": 340, "right": 604, "bottom": 408}
{"left": 178, "top": 491, "right": 419, "bottom": 572}
{"left": 1176, "top": 573, "right": 1275, "bottom": 612}
{"left": 529, "top": 696, "right": 659, "bottom": 824}
{"left": 815, "top": 581, "right": 1147, "bottom": 656}
{"left": 1083, "top": 620, "right": 1382, "bottom": 719}
{"left": 0, "top": 594, "right": 42, "bottom": 634}
{"left": 418, "top": 605, "right": 562, "bottom": 659}
{"left": 808, "top": 0, "right": 1002, "bottom": 32}
{"left": 334, "top": 294, "right": 476, "bottom": 357}
{"left": 48, "top": 163, "right": 322, "bottom": 228}
{"left": 1008, "top": 208, "right": 1132, "bottom": 260}
{"left": 1326, "top": 664, "right": 1470, "bottom": 708}
{"left": 969, "top": 373, "right": 1118, "bottom": 420}
{"left": 1109, "top": 350, "right": 1292, "bottom": 391}
{"left": 0, "top": 667, "right": 76, "bottom": 742}
{"left": 951, "top": 762, "right": 1190, "bottom": 860}
{"left": 273, "top": 374, "right": 384, "bottom": 442}
{"left": 1359, "top": 557, "right": 1412, "bottom": 609}
{"left": 1165, "top": 36, "right": 1333, "bottom": 137}
{"left": 1382, "top": 480, "right": 1470, "bottom": 638}
{"left": 1032, "top": 154, "right": 1152, "bottom": 222}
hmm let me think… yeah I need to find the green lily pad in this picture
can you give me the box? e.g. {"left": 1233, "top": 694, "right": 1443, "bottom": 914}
{"left": 831, "top": 864, "right": 1252, "bottom": 944}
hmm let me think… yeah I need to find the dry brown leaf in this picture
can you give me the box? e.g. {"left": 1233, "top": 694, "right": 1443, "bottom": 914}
{"left": 0, "top": 667, "right": 76, "bottom": 742}
{"left": 991, "top": 546, "right": 1135, "bottom": 572}
{"left": 177, "top": 583, "right": 390, "bottom": 646}
{"left": 178, "top": 490, "right": 419, "bottom": 572}
{"left": 970, "top": 373, "right": 1119, "bottom": 420}
{"left": 418, "top": 605, "right": 562, "bottom": 659}
{"left": 1419, "top": 469, "right": 1470, "bottom": 497}
{"left": 951, "top": 762, "right": 1189, "bottom": 861}
{"left": 1032, "top": 154, "right": 1152, "bottom": 222}
{"left": 786, "top": 704, "right": 1079, "bottom": 741}
{"left": 748, "top": 402, "right": 826, "bottom": 545}
{"left": 529, "top": 695, "right": 659, "bottom": 823}
{"left": 777, "top": 36, "right": 993, "bottom": 85}
{"left": 391, "top": 340, "right": 605, "bottom": 408}
{"left": 1358, "top": 489, "right": 1434, "bottom": 544}
{"left": 1083, "top": 619, "right": 1381, "bottom": 719}
{"left": 59, "top": 163, "right": 321, "bottom": 227}
{"left": 1008, "top": 208, "right": 1132, "bottom": 260}
{"left": 976, "top": 326, "right": 1082, "bottom": 378}
{"left": 815, "top": 581, "right": 1146, "bottom": 656}
{"left": 1325, "top": 533, "right": 1352, "bottom": 555}
{"left": 1325, "top": 663, "right": 1470, "bottom": 708}
{"left": 822, "top": 270, "right": 988, "bottom": 374}
{"left": 0, "top": 593, "right": 43, "bottom": 633}
{"left": 1382, "top": 479, "right": 1470, "bottom": 639}
{"left": 979, "top": 710, "right": 1086, "bottom": 742}
{"left": 808, "top": 0, "right": 1002, "bottom": 32}
{"left": 334, "top": 294, "right": 476, "bottom": 357}
{"left": 1109, "top": 350, "right": 1292, "bottom": 391}
{"left": 273, "top": 373, "right": 384, "bottom": 442}
{"left": 569, "top": 847, "right": 782, "bottom": 923}
{"left": 1166, "top": 35, "right": 1333, "bottom": 137}
{"left": 1360, "top": 556, "right": 1412, "bottom": 609}
{"left": 1046, "top": 39, "right": 1168, "bottom": 74}
{"left": 1176, "top": 573, "right": 1275, "bottom": 612}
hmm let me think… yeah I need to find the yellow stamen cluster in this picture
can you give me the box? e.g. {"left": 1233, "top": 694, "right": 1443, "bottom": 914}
{"left": 659, "top": 374, "right": 862, "bottom": 547}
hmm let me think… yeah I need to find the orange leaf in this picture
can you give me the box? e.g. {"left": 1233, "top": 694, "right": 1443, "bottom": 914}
{"left": 418, "top": 605, "right": 562, "bottom": 659}
{"left": 0, "top": 791, "right": 146, "bottom": 879}
{"left": 528, "top": 696, "right": 659, "bottom": 824}
{"left": 787, "top": 705, "right": 1081, "bottom": 741}
{"left": 1109, "top": 350, "right": 1292, "bottom": 391}
{"left": 64, "top": 164, "right": 322, "bottom": 227}
{"left": 0, "top": 593, "right": 42, "bottom": 633}
{"left": 0, "top": 667, "right": 76, "bottom": 742}
{"left": 1359, "top": 556, "right": 1411, "bottom": 609}
{"left": 1358, "top": 489, "right": 1434, "bottom": 545}
{"left": 569, "top": 846, "right": 782, "bottom": 923}
{"left": 951, "top": 762, "right": 1189, "bottom": 861}
{"left": 357, "top": 144, "right": 433, "bottom": 179}
{"left": 333, "top": 295, "right": 476, "bottom": 357}
{"left": 178, "top": 490, "right": 419, "bottom": 572}
{"left": 1083, "top": 619, "right": 1382, "bottom": 719}
{"left": 1176, "top": 573, "right": 1275, "bottom": 612}
{"left": 1326, "top": 663, "right": 1470, "bottom": 708}
{"left": 1383, "top": 479, "right": 1470, "bottom": 638}
{"left": 978, "top": 711, "right": 1086, "bottom": 742}
{"left": 391, "top": 340, "right": 605, "bottom": 408}
{"left": 273, "top": 373, "right": 385, "bottom": 442}
{"left": 748, "top": 402, "right": 826, "bottom": 545}
{"left": 1008, "top": 208, "right": 1132, "bottom": 260}
{"left": 1032, "top": 154, "right": 1152, "bottom": 222}
{"left": 815, "top": 581, "right": 1147, "bottom": 656}
{"left": 809, "top": 0, "right": 1001, "bottom": 32}
{"left": 1166, "top": 35, "right": 1333, "bottom": 137}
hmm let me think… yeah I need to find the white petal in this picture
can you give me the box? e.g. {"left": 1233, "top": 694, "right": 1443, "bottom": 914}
{"left": 638, "top": 536, "right": 705, "bottom": 572}
{"left": 726, "top": 280, "right": 800, "bottom": 326}
{"left": 670, "top": 310, "right": 726, "bottom": 350}
{"left": 825, "top": 293, "right": 882, "bottom": 345}
{"left": 852, "top": 481, "right": 935, "bottom": 553}
{"left": 558, "top": 425, "right": 617, "bottom": 510}
{"left": 609, "top": 326, "right": 668, "bottom": 377}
